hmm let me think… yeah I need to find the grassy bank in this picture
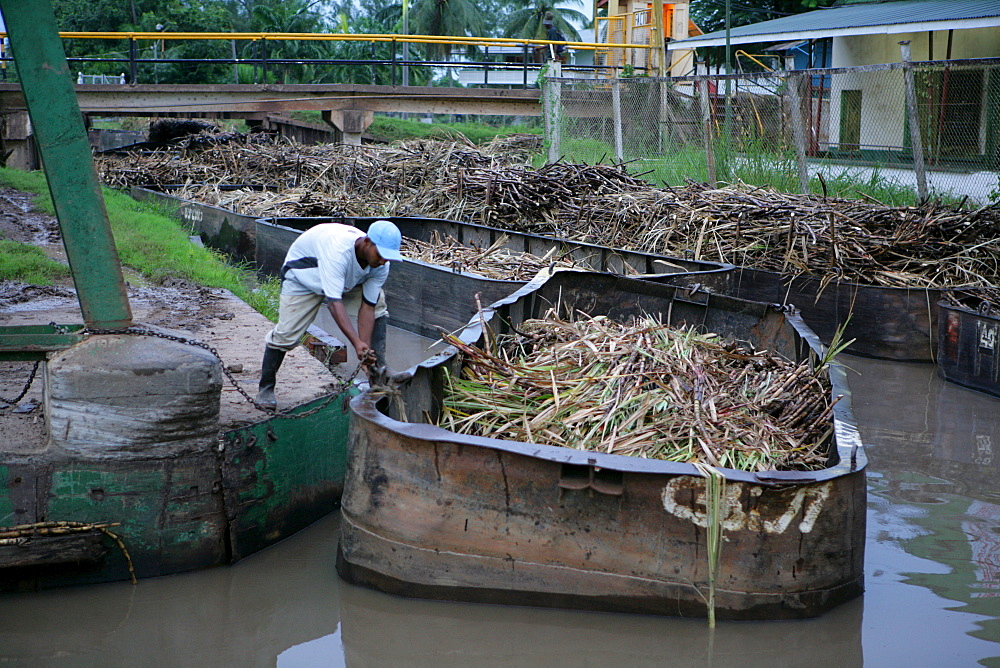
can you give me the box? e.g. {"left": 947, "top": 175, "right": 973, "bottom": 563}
{"left": 288, "top": 112, "right": 542, "bottom": 145}
{"left": 0, "top": 239, "right": 70, "bottom": 285}
{"left": 0, "top": 168, "right": 280, "bottom": 320}
{"left": 368, "top": 116, "right": 541, "bottom": 144}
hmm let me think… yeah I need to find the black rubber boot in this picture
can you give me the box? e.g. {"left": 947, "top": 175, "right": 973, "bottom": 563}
{"left": 256, "top": 346, "right": 286, "bottom": 409}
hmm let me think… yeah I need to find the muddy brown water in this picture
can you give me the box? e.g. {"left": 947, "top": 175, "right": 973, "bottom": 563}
{"left": 0, "top": 351, "right": 998, "bottom": 666}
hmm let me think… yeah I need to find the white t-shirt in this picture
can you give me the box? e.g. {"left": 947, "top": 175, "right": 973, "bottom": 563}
{"left": 280, "top": 223, "right": 389, "bottom": 305}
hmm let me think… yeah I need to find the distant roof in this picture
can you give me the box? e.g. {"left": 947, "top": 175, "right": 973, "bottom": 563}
{"left": 667, "top": 0, "right": 1000, "bottom": 50}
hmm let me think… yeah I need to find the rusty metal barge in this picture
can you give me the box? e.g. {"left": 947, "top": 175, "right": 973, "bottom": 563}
{"left": 704, "top": 267, "right": 948, "bottom": 362}
{"left": 337, "top": 270, "right": 868, "bottom": 620}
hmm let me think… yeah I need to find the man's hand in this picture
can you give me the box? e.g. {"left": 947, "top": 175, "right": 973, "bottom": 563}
{"left": 356, "top": 342, "right": 376, "bottom": 365}
{"left": 328, "top": 299, "right": 375, "bottom": 364}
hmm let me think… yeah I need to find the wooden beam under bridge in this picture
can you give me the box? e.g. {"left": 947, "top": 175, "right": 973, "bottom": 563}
{"left": 0, "top": 83, "right": 543, "bottom": 117}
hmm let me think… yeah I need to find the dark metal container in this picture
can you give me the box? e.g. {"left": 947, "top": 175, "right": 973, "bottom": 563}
{"left": 663, "top": 266, "right": 947, "bottom": 362}
{"left": 130, "top": 186, "right": 264, "bottom": 264}
{"left": 338, "top": 270, "right": 868, "bottom": 620}
{"left": 937, "top": 293, "right": 1000, "bottom": 398}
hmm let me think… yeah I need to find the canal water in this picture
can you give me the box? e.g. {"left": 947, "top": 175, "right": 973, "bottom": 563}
{"left": 0, "top": 354, "right": 997, "bottom": 666}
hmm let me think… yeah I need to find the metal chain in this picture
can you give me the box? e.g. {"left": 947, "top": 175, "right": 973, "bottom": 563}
{"left": 269, "top": 362, "right": 365, "bottom": 420}
{"left": 84, "top": 326, "right": 364, "bottom": 419}
{"left": 0, "top": 360, "right": 41, "bottom": 406}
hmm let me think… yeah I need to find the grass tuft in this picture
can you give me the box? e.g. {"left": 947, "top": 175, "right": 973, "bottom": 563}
{"left": 0, "top": 238, "right": 71, "bottom": 285}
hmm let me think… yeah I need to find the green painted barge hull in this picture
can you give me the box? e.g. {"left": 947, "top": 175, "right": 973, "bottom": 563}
{"left": 0, "top": 391, "right": 354, "bottom": 591}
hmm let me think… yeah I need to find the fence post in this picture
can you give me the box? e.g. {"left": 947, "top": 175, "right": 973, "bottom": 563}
{"left": 522, "top": 43, "right": 529, "bottom": 89}
{"left": 900, "top": 40, "right": 928, "bottom": 202}
{"left": 231, "top": 39, "right": 238, "bottom": 84}
{"left": 699, "top": 78, "right": 717, "bottom": 185}
{"left": 544, "top": 65, "right": 561, "bottom": 163}
{"left": 261, "top": 39, "right": 268, "bottom": 83}
{"left": 128, "top": 38, "right": 137, "bottom": 83}
{"left": 658, "top": 78, "right": 668, "bottom": 154}
{"left": 390, "top": 40, "right": 397, "bottom": 87}
{"left": 787, "top": 69, "right": 810, "bottom": 194}
{"left": 612, "top": 75, "right": 623, "bottom": 163}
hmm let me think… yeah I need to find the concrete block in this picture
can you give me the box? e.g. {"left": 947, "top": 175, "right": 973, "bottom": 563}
{"left": 46, "top": 332, "right": 222, "bottom": 459}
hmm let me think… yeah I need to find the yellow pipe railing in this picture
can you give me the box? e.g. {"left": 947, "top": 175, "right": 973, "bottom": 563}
{"left": 734, "top": 50, "right": 774, "bottom": 72}
{"left": 0, "top": 31, "right": 650, "bottom": 53}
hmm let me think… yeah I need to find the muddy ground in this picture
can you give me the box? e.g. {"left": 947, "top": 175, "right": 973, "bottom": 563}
{"left": 0, "top": 187, "right": 341, "bottom": 450}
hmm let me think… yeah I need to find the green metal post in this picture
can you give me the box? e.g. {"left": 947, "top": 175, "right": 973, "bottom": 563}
{"left": 0, "top": 0, "right": 132, "bottom": 329}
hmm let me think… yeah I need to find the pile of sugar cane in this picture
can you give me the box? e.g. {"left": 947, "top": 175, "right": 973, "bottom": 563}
{"left": 440, "top": 312, "right": 839, "bottom": 472}
{"left": 423, "top": 172, "right": 1000, "bottom": 289}
{"left": 97, "top": 134, "right": 1000, "bottom": 288}
{"left": 401, "top": 231, "right": 588, "bottom": 280}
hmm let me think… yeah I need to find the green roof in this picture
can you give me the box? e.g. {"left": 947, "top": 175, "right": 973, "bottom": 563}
{"left": 671, "top": 0, "right": 1000, "bottom": 49}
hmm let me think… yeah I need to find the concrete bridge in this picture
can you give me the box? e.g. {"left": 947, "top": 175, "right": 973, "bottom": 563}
{"left": 0, "top": 82, "right": 543, "bottom": 168}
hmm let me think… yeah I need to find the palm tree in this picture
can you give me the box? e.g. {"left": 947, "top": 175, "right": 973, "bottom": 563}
{"left": 409, "top": 0, "right": 486, "bottom": 58}
{"left": 245, "top": 0, "right": 329, "bottom": 83}
{"left": 503, "top": 0, "right": 587, "bottom": 42}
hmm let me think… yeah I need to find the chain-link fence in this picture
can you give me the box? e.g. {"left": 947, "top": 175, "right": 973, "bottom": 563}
{"left": 542, "top": 57, "right": 1000, "bottom": 205}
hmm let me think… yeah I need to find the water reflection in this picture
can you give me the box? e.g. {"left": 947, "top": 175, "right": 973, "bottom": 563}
{"left": 848, "top": 355, "right": 1000, "bottom": 656}
{"left": 332, "top": 580, "right": 860, "bottom": 668}
{"left": 0, "top": 513, "right": 343, "bottom": 666}
{"left": 0, "top": 357, "right": 998, "bottom": 666}
{"left": 848, "top": 355, "right": 999, "bottom": 502}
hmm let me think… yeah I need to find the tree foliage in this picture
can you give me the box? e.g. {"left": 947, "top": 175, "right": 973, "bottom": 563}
{"left": 46, "top": 0, "right": 593, "bottom": 85}
{"left": 502, "top": 0, "right": 587, "bottom": 41}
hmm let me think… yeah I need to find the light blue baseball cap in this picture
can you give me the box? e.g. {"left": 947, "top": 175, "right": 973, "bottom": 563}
{"left": 367, "top": 220, "right": 403, "bottom": 262}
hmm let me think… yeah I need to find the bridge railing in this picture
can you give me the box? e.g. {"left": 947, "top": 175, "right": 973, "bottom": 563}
{"left": 0, "top": 32, "right": 652, "bottom": 87}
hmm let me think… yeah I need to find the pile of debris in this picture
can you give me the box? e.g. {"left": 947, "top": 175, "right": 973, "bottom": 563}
{"left": 401, "top": 231, "right": 585, "bottom": 281}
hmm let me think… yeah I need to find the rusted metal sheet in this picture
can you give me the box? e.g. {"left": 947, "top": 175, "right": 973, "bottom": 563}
{"left": 937, "top": 297, "right": 1000, "bottom": 398}
{"left": 338, "top": 270, "right": 867, "bottom": 620}
{"left": 303, "top": 325, "right": 348, "bottom": 368}
{"left": 0, "top": 452, "right": 228, "bottom": 591}
{"left": 665, "top": 265, "right": 947, "bottom": 362}
{"left": 0, "top": 387, "right": 355, "bottom": 590}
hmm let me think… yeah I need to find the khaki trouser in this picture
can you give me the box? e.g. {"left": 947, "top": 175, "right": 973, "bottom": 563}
{"left": 265, "top": 286, "right": 388, "bottom": 351}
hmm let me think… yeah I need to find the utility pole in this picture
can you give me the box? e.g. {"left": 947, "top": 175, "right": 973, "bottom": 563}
{"left": 722, "top": 0, "right": 733, "bottom": 181}
{"left": 402, "top": 0, "right": 410, "bottom": 87}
